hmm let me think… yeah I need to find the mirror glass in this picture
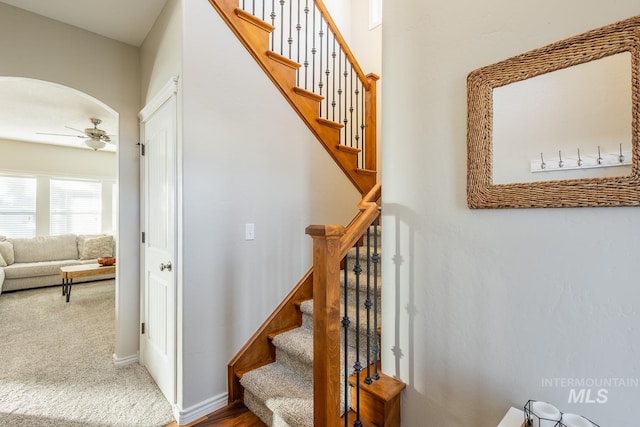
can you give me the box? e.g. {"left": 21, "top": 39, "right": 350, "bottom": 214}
{"left": 492, "top": 52, "right": 632, "bottom": 184}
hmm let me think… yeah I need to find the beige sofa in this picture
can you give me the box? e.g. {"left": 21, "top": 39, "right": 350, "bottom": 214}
{"left": 0, "top": 234, "right": 115, "bottom": 293}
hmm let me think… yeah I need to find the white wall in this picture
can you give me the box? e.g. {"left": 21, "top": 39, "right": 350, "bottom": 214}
{"left": 178, "top": 0, "right": 360, "bottom": 412}
{"left": 0, "top": 138, "right": 116, "bottom": 178}
{"left": 0, "top": 3, "right": 141, "bottom": 360}
{"left": 382, "top": 2, "right": 640, "bottom": 426}
{"left": 348, "top": 0, "right": 382, "bottom": 173}
{"left": 141, "top": 0, "right": 182, "bottom": 105}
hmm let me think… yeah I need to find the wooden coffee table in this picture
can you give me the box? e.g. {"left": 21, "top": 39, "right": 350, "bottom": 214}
{"left": 60, "top": 263, "right": 116, "bottom": 303}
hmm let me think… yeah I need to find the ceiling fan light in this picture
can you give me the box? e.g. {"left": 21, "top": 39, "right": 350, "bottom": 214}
{"left": 84, "top": 138, "right": 105, "bottom": 151}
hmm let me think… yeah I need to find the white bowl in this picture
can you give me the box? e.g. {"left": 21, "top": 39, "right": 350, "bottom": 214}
{"left": 561, "top": 413, "right": 592, "bottom": 427}
{"left": 529, "top": 401, "right": 561, "bottom": 427}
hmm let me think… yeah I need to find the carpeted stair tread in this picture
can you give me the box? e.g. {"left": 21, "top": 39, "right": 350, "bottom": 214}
{"left": 240, "top": 361, "right": 315, "bottom": 426}
{"left": 341, "top": 267, "right": 382, "bottom": 293}
{"left": 272, "top": 324, "right": 374, "bottom": 382}
{"left": 345, "top": 246, "right": 381, "bottom": 265}
{"left": 300, "top": 299, "right": 381, "bottom": 337}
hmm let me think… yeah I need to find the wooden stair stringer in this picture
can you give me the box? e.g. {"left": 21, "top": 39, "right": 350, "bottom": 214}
{"left": 207, "top": 0, "right": 376, "bottom": 195}
{"left": 227, "top": 269, "right": 313, "bottom": 403}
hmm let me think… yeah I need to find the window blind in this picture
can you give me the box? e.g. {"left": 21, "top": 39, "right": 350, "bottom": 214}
{"left": 50, "top": 179, "right": 102, "bottom": 235}
{"left": 0, "top": 175, "right": 37, "bottom": 238}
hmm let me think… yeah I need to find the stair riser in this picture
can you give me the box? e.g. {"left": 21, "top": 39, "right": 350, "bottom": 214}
{"left": 244, "top": 390, "right": 275, "bottom": 426}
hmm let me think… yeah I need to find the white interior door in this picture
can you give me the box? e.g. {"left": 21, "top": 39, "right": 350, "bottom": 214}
{"left": 139, "top": 78, "right": 178, "bottom": 404}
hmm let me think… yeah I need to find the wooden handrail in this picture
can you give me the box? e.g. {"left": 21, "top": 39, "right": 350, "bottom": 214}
{"left": 340, "top": 182, "right": 381, "bottom": 257}
{"left": 314, "top": 0, "right": 372, "bottom": 91}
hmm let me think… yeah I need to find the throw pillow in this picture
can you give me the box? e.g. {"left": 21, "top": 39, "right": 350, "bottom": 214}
{"left": 80, "top": 235, "right": 113, "bottom": 260}
{"left": 0, "top": 241, "right": 14, "bottom": 265}
{"left": 0, "top": 253, "right": 6, "bottom": 267}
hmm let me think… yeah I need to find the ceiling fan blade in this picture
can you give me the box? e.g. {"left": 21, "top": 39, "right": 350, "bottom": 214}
{"left": 64, "top": 126, "right": 87, "bottom": 134}
{"left": 36, "top": 132, "right": 85, "bottom": 138}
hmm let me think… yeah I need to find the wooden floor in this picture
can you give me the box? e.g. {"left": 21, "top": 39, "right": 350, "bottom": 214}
{"left": 166, "top": 402, "right": 380, "bottom": 427}
{"left": 165, "top": 401, "right": 266, "bottom": 427}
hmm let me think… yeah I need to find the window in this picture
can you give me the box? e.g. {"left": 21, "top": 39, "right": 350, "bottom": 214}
{"left": 0, "top": 175, "right": 37, "bottom": 238}
{"left": 50, "top": 179, "right": 102, "bottom": 235}
{"left": 369, "top": 0, "right": 382, "bottom": 29}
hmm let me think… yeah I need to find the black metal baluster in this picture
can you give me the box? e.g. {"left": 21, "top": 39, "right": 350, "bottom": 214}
{"left": 303, "top": 0, "right": 309, "bottom": 90}
{"left": 355, "top": 79, "right": 360, "bottom": 167}
{"left": 288, "top": 0, "right": 293, "bottom": 59}
{"left": 338, "top": 50, "right": 343, "bottom": 145}
{"left": 361, "top": 85, "right": 366, "bottom": 169}
{"left": 353, "top": 243, "right": 363, "bottom": 427}
{"left": 372, "top": 215, "right": 380, "bottom": 381}
{"left": 279, "top": 0, "right": 285, "bottom": 55}
{"left": 311, "top": 4, "right": 316, "bottom": 92}
{"left": 325, "top": 26, "right": 330, "bottom": 119}
{"left": 343, "top": 54, "right": 349, "bottom": 146}
{"left": 296, "top": 0, "right": 301, "bottom": 85}
{"left": 270, "top": 0, "right": 276, "bottom": 51}
{"left": 331, "top": 35, "right": 337, "bottom": 122}
{"left": 252, "top": 0, "right": 255, "bottom": 15}
{"left": 262, "top": 0, "right": 265, "bottom": 21}
{"left": 318, "top": 18, "right": 324, "bottom": 116}
{"left": 364, "top": 226, "right": 373, "bottom": 384}
{"left": 242, "top": 0, "right": 246, "bottom": 10}
{"left": 349, "top": 64, "right": 354, "bottom": 151}
{"left": 342, "top": 255, "right": 350, "bottom": 427}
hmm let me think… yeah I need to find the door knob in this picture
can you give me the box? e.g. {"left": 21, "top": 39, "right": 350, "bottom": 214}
{"left": 160, "top": 261, "right": 172, "bottom": 272}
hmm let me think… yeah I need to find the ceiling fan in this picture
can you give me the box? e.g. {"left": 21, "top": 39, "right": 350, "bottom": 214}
{"left": 37, "top": 118, "right": 115, "bottom": 150}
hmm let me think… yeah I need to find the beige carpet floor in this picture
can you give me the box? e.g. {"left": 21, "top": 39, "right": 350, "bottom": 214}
{"left": 0, "top": 280, "right": 175, "bottom": 427}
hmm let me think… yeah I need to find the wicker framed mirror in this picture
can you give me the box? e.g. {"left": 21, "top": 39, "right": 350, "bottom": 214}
{"left": 467, "top": 16, "right": 640, "bottom": 208}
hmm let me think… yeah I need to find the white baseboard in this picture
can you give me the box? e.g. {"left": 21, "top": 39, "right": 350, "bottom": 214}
{"left": 173, "top": 392, "right": 228, "bottom": 425}
{"left": 112, "top": 352, "right": 139, "bottom": 366}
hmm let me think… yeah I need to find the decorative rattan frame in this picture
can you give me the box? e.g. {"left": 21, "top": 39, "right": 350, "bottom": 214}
{"left": 467, "top": 16, "right": 640, "bottom": 208}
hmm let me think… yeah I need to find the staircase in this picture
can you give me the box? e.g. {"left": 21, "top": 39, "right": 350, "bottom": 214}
{"left": 205, "top": 1, "right": 405, "bottom": 425}
{"left": 239, "top": 226, "right": 382, "bottom": 426}
{"left": 207, "top": 0, "right": 378, "bottom": 196}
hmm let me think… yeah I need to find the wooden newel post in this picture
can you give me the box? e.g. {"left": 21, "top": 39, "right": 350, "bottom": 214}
{"left": 306, "top": 224, "right": 346, "bottom": 427}
{"left": 364, "top": 73, "right": 380, "bottom": 172}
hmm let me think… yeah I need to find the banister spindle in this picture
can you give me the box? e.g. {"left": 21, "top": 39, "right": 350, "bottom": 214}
{"left": 343, "top": 54, "right": 349, "bottom": 145}
{"left": 331, "top": 36, "right": 337, "bottom": 122}
{"left": 342, "top": 254, "right": 350, "bottom": 427}
{"left": 364, "top": 226, "right": 373, "bottom": 384}
{"left": 337, "top": 49, "right": 343, "bottom": 143}
{"left": 355, "top": 79, "right": 361, "bottom": 167}
{"left": 360, "top": 85, "right": 366, "bottom": 169}
{"left": 318, "top": 17, "right": 324, "bottom": 116}
{"left": 311, "top": 5, "right": 316, "bottom": 92}
{"left": 296, "top": 0, "right": 301, "bottom": 85}
{"left": 279, "top": 0, "right": 285, "bottom": 55}
{"left": 288, "top": 0, "right": 293, "bottom": 58}
{"left": 252, "top": 0, "right": 255, "bottom": 15}
{"left": 353, "top": 242, "right": 363, "bottom": 427}
{"left": 349, "top": 64, "right": 354, "bottom": 151}
{"left": 325, "top": 26, "right": 330, "bottom": 120}
{"left": 372, "top": 215, "right": 380, "bottom": 381}
{"left": 303, "top": 0, "right": 309, "bottom": 90}
{"left": 270, "top": 0, "right": 276, "bottom": 51}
